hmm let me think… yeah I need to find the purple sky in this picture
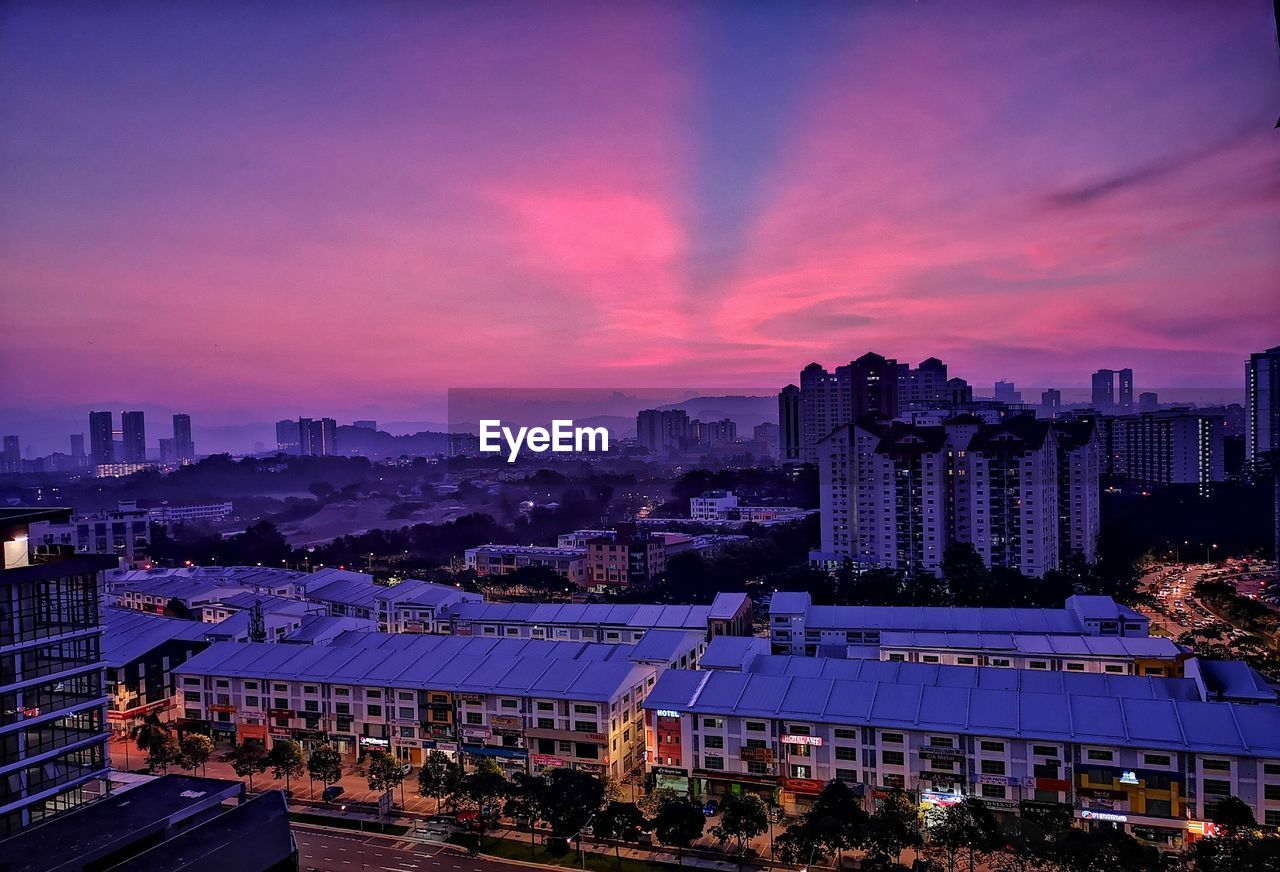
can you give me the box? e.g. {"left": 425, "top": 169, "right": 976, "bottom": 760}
{"left": 1, "top": 1, "right": 1277, "bottom": 425}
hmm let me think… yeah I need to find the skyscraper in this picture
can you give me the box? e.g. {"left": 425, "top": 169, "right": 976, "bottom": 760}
{"left": 1040, "top": 388, "right": 1062, "bottom": 417}
{"left": 2, "top": 436, "right": 18, "bottom": 474}
{"left": 172, "top": 413, "right": 194, "bottom": 463}
{"left": 778, "top": 384, "right": 801, "bottom": 463}
{"left": 849, "top": 352, "right": 899, "bottom": 419}
{"left": 1, "top": 508, "right": 114, "bottom": 833}
{"left": 994, "top": 380, "right": 1022, "bottom": 404}
{"left": 69, "top": 434, "right": 86, "bottom": 467}
{"left": 88, "top": 411, "right": 113, "bottom": 466}
{"left": 1118, "top": 368, "right": 1134, "bottom": 410}
{"left": 636, "top": 409, "right": 691, "bottom": 454}
{"left": 1091, "top": 369, "right": 1115, "bottom": 410}
{"left": 1246, "top": 346, "right": 1280, "bottom": 462}
{"left": 121, "top": 411, "right": 146, "bottom": 463}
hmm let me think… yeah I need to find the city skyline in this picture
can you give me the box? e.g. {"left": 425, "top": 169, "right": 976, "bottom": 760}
{"left": 2, "top": 2, "right": 1277, "bottom": 418}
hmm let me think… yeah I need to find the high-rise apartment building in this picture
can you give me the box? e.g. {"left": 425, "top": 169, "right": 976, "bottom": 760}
{"left": 1099, "top": 410, "right": 1225, "bottom": 494}
{"left": 788, "top": 353, "right": 901, "bottom": 464}
{"left": 849, "top": 352, "right": 899, "bottom": 420}
{"left": 818, "top": 416, "right": 1093, "bottom": 578}
{"left": 994, "top": 380, "right": 1022, "bottom": 404}
{"left": 896, "top": 357, "right": 948, "bottom": 410}
{"left": 69, "top": 434, "right": 86, "bottom": 468}
{"left": 300, "top": 417, "right": 337, "bottom": 457}
{"left": 88, "top": 412, "right": 113, "bottom": 466}
{"left": 636, "top": 409, "right": 691, "bottom": 454}
{"left": 171, "top": 413, "right": 194, "bottom": 463}
{"left": 1040, "top": 389, "right": 1061, "bottom": 417}
{"left": 1246, "top": 345, "right": 1280, "bottom": 463}
{"left": 1, "top": 508, "right": 114, "bottom": 835}
{"left": 1053, "top": 420, "right": 1102, "bottom": 564}
{"left": 121, "top": 411, "right": 146, "bottom": 463}
{"left": 1139, "top": 391, "right": 1159, "bottom": 413}
{"left": 275, "top": 419, "right": 300, "bottom": 453}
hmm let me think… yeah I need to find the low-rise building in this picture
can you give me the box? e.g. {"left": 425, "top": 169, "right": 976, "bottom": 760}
{"left": 102, "top": 608, "right": 211, "bottom": 733}
{"left": 643, "top": 653, "right": 1280, "bottom": 845}
{"left": 145, "top": 501, "right": 234, "bottom": 526}
{"left": 768, "top": 592, "right": 1149, "bottom": 656}
{"left": 173, "top": 630, "right": 702, "bottom": 779}
{"left": 27, "top": 500, "right": 151, "bottom": 565}
{"left": 465, "top": 544, "right": 589, "bottom": 587}
{"left": 585, "top": 524, "right": 666, "bottom": 590}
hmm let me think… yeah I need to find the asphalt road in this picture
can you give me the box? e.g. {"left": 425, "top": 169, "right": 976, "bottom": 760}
{"left": 294, "top": 825, "right": 534, "bottom": 872}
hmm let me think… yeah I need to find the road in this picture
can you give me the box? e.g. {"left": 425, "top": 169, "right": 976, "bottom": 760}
{"left": 294, "top": 825, "right": 532, "bottom": 872}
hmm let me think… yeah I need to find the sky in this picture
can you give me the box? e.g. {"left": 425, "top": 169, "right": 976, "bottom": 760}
{"left": 1, "top": 1, "right": 1278, "bottom": 433}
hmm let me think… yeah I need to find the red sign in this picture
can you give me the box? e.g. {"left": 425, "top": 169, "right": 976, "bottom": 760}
{"left": 783, "top": 778, "right": 824, "bottom": 795}
{"left": 1035, "top": 778, "right": 1072, "bottom": 792}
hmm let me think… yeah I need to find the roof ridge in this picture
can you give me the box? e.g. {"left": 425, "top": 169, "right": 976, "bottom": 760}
{"left": 1225, "top": 701, "right": 1249, "bottom": 754}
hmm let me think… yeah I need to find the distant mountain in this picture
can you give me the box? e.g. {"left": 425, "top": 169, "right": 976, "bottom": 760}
{"left": 658, "top": 395, "right": 778, "bottom": 431}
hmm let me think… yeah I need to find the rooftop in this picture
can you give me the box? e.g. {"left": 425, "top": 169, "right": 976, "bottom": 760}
{"left": 102, "top": 608, "right": 210, "bottom": 666}
{"left": 109, "top": 791, "right": 294, "bottom": 872}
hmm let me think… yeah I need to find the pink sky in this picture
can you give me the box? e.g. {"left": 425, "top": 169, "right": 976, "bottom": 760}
{"left": 1, "top": 1, "right": 1277, "bottom": 424}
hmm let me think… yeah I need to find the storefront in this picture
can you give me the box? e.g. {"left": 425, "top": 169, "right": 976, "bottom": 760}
{"left": 651, "top": 765, "right": 690, "bottom": 794}
{"left": 780, "top": 777, "right": 825, "bottom": 814}
{"left": 1076, "top": 808, "right": 1190, "bottom": 849}
{"left": 694, "top": 770, "right": 779, "bottom": 804}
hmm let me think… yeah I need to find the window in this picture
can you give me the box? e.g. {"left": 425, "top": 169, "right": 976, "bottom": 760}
{"left": 882, "top": 751, "right": 904, "bottom": 766}
{"left": 835, "top": 768, "right": 858, "bottom": 783}
{"left": 1202, "top": 779, "right": 1231, "bottom": 797}
{"left": 834, "top": 728, "right": 857, "bottom": 740}
{"left": 836, "top": 747, "right": 857, "bottom": 761}
{"left": 537, "top": 701, "right": 554, "bottom": 711}
{"left": 398, "top": 707, "right": 415, "bottom": 720}
{"left": 981, "top": 760, "right": 1005, "bottom": 776}
{"left": 466, "top": 712, "right": 483, "bottom": 725}
{"left": 981, "top": 784, "right": 1006, "bottom": 799}
{"left": 931, "top": 737, "right": 954, "bottom": 748}
{"left": 1144, "top": 754, "right": 1171, "bottom": 767}
{"left": 1032, "top": 745, "right": 1059, "bottom": 757}
{"left": 703, "top": 735, "right": 724, "bottom": 749}
{"left": 1086, "top": 749, "right": 1113, "bottom": 762}
{"left": 1104, "top": 664, "right": 1125, "bottom": 674}
{"left": 1264, "top": 763, "right": 1280, "bottom": 776}
{"left": 537, "top": 718, "right": 554, "bottom": 729}
{"left": 883, "top": 774, "right": 905, "bottom": 789}
{"left": 1065, "top": 662, "right": 1086, "bottom": 672}
{"left": 1202, "top": 759, "right": 1231, "bottom": 772}
{"left": 501, "top": 699, "right": 518, "bottom": 709}
{"left": 881, "top": 732, "right": 903, "bottom": 745}
{"left": 979, "top": 740, "right": 1005, "bottom": 753}
{"left": 704, "top": 755, "right": 724, "bottom": 771}
{"left": 1028, "top": 660, "right": 1048, "bottom": 670}
{"left": 367, "top": 704, "right": 382, "bottom": 717}
{"left": 746, "top": 721, "right": 767, "bottom": 732}
{"left": 1266, "top": 810, "right": 1280, "bottom": 828}
{"left": 703, "top": 717, "right": 723, "bottom": 729}
{"left": 1264, "top": 785, "right": 1280, "bottom": 801}
{"left": 956, "top": 657, "right": 975, "bottom": 666}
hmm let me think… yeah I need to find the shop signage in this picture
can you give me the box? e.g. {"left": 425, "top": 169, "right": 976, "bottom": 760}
{"left": 656, "top": 710, "right": 680, "bottom": 718}
{"left": 491, "top": 716, "right": 522, "bottom": 731}
{"left": 1080, "top": 809, "right": 1128, "bottom": 823}
{"left": 975, "top": 774, "right": 1014, "bottom": 786}
{"left": 1119, "top": 770, "right": 1139, "bottom": 785}
{"left": 269, "top": 726, "right": 291, "bottom": 736}
{"left": 531, "top": 754, "right": 564, "bottom": 767}
{"left": 360, "top": 735, "right": 390, "bottom": 748}
{"left": 461, "top": 727, "right": 492, "bottom": 739}
{"left": 211, "top": 721, "right": 237, "bottom": 732}
{"left": 435, "top": 741, "right": 459, "bottom": 753}
{"left": 919, "top": 791, "right": 963, "bottom": 808}
{"left": 782, "top": 778, "right": 824, "bottom": 794}
{"left": 458, "top": 693, "right": 484, "bottom": 701}
{"left": 979, "top": 798, "right": 1018, "bottom": 811}
{"left": 1035, "top": 778, "right": 1072, "bottom": 792}
{"left": 739, "top": 747, "right": 775, "bottom": 763}
{"left": 209, "top": 704, "right": 236, "bottom": 714}
{"left": 652, "top": 766, "right": 688, "bottom": 777}
{"left": 267, "top": 708, "right": 292, "bottom": 719}
{"left": 919, "top": 748, "right": 964, "bottom": 762}
{"left": 781, "top": 735, "right": 822, "bottom": 746}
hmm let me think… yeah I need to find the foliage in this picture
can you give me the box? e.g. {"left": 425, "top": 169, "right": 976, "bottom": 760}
{"left": 307, "top": 743, "right": 344, "bottom": 787}
{"left": 710, "top": 793, "right": 768, "bottom": 861}
{"left": 418, "top": 750, "right": 463, "bottom": 808}
{"left": 366, "top": 751, "right": 407, "bottom": 804}
{"left": 651, "top": 794, "right": 706, "bottom": 863}
{"left": 594, "top": 801, "right": 647, "bottom": 865}
{"left": 925, "top": 798, "right": 1002, "bottom": 872}
{"left": 861, "top": 788, "right": 922, "bottom": 865}
{"left": 177, "top": 733, "right": 214, "bottom": 774}
{"left": 228, "top": 739, "right": 270, "bottom": 788}
{"left": 268, "top": 739, "right": 305, "bottom": 790}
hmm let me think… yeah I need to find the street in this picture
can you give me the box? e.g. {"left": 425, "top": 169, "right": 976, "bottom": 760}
{"left": 294, "top": 825, "right": 532, "bottom": 872}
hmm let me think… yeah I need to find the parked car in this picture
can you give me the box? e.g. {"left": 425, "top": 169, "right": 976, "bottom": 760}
{"left": 702, "top": 800, "right": 719, "bottom": 816}
{"left": 401, "top": 763, "right": 413, "bottom": 776}
{"left": 322, "top": 786, "right": 344, "bottom": 802}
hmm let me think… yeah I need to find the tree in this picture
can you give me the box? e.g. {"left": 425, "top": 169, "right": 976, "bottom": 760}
{"left": 130, "top": 713, "right": 170, "bottom": 763}
{"left": 147, "top": 734, "right": 181, "bottom": 773}
{"left": 926, "top": 799, "right": 1002, "bottom": 872}
{"left": 1187, "top": 796, "right": 1269, "bottom": 872}
{"left": 710, "top": 793, "right": 768, "bottom": 864}
{"left": 543, "top": 768, "right": 606, "bottom": 842}
{"left": 808, "top": 780, "right": 868, "bottom": 865}
{"left": 861, "top": 788, "right": 922, "bottom": 866}
{"left": 1055, "top": 825, "right": 1160, "bottom": 872}
{"left": 594, "top": 801, "right": 646, "bottom": 867}
{"left": 366, "top": 751, "right": 408, "bottom": 808}
{"left": 247, "top": 600, "right": 267, "bottom": 643}
{"left": 307, "top": 743, "right": 343, "bottom": 799}
{"left": 178, "top": 733, "right": 213, "bottom": 776}
{"left": 268, "top": 739, "right": 306, "bottom": 793}
{"left": 775, "top": 819, "right": 827, "bottom": 867}
{"left": 457, "top": 759, "right": 509, "bottom": 848}
{"left": 504, "top": 771, "right": 551, "bottom": 856}
{"left": 418, "top": 750, "right": 462, "bottom": 812}
{"left": 228, "top": 739, "right": 270, "bottom": 790}
{"left": 652, "top": 795, "right": 706, "bottom": 865}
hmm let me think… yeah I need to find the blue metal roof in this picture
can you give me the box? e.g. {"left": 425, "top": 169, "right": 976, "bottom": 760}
{"left": 103, "top": 608, "right": 210, "bottom": 666}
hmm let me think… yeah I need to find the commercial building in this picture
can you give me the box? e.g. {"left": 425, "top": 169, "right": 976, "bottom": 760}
{"left": 689, "top": 490, "right": 806, "bottom": 524}
{"left": 102, "top": 609, "right": 210, "bottom": 733}
{"left": 767, "top": 592, "right": 1148, "bottom": 657}
{"left": 172, "top": 631, "right": 700, "bottom": 778}
{"left": 465, "top": 544, "right": 589, "bottom": 586}
{"left": 642, "top": 651, "right": 1280, "bottom": 844}
{"left": 442, "top": 591, "right": 752, "bottom": 642}
{"left": 1247, "top": 345, "right": 1280, "bottom": 463}
{"left": 26, "top": 500, "right": 151, "bottom": 565}
{"left": 817, "top": 415, "right": 1094, "bottom": 577}
{"left": 1, "top": 508, "right": 115, "bottom": 835}
{"left": 873, "top": 632, "right": 1186, "bottom": 676}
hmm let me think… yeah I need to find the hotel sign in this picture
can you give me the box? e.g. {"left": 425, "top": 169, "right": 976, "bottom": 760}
{"left": 782, "top": 735, "right": 822, "bottom": 746}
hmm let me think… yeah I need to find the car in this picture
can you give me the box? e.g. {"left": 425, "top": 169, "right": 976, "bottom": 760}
{"left": 401, "top": 763, "right": 413, "bottom": 776}
{"left": 322, "top": 785, "right": 344, "bottom": 802}
{"left": 703, "top": 800, "right": 719, "bottom": 816}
